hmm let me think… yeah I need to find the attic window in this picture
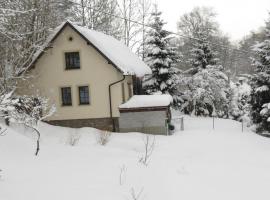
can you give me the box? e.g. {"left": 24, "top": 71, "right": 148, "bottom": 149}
{"left": 65, "top": 52, "right": 80, "bottom": 70}
{"left": 68, "top": 36, "right": 73, "bottom": 41}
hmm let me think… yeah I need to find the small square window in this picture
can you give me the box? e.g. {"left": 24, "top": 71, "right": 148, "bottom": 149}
{"left": 79, "top": 86, "right": 90, "bottom": 105}
{"left": 65, "top": 52, "right": 80, "bottom": 70}
{"left": 61, "top": 87, "right": 72, "bottom": 106}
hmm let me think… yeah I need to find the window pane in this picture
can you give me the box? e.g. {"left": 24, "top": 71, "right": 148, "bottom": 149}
{"left": 79, "top": 86, "right": 89, "bottom": 105}
{"left": 61, "top": 87, "right": 72, "bottom": 106}
{"left": 65, "top": 52, "right": 80, "bottom": 69}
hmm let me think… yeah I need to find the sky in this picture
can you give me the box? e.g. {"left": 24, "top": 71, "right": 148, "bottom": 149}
{"left": 156, "top": 0, "right": 270, "bottom": 41}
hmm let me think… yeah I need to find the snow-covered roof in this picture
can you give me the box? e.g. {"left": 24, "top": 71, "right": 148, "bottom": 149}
{"left": 119, "top": 95, "right": 172, "bottom": 109}
{"left": 26, "top": 21, "right": 151, "bottom": 77}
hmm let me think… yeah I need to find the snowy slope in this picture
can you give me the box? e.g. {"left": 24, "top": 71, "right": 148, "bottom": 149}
{"left": 1, "top": 116, "right": 270, "bottom": 200}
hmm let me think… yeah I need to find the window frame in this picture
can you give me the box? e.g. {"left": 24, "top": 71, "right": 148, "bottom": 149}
{"left": 61, "top": 87, "right": 72, "bottom": 106}
{"left": 64, "top": 51, "right": 81, "bottom": 70}
{"left": 78, "top": 86, "right": 90, "bottom": 105}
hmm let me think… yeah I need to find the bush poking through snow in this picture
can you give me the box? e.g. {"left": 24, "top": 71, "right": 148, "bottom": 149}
{"left": 69, "top": 130, "right": 80, "bottom": 146}
{"left": 129, "top": 187, "right": 144, "bottom": 200}
{"left": 139, "top": 135, "right": 155, "bottom": 166}
{"left": 97, "top": 130, "right": 111, "bottom": 146}
{"left": 0, "top": 126, "right": 7, "bottom": 136}
{"left": 119, "top": 164, "right": 127, "bottom": 186}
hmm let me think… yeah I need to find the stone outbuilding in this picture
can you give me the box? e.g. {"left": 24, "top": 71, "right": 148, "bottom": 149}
{"left": 119, "top": 95, "right": 172, "bottom": 135}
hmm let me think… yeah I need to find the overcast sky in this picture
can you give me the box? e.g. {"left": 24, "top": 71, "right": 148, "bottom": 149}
{"left": 156, "top": 0, "right": 269, "bottom": 41}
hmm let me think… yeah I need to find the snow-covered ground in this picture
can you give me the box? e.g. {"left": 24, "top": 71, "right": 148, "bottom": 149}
{"left": 1, "top": 116, "right": 270, "bottom": 200}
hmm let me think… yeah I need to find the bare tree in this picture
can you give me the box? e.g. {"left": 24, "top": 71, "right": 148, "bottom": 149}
{"left": 0, "top": 0, "right": 73, "bottom": 95}
{"left": 72, "top": 0, "right": 122, "bottom": 38}
{"left": 139, "top": 134, "right": 155, "bottom": 166}
{"left": 117, "top": 0, "right": 152, "bottom": 51}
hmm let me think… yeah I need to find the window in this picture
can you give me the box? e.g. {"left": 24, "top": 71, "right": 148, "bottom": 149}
{"left": 65, "top": 52, "right": 80, "bottom": 69}
{"left": 61, "top": 87, "right": 72, "bottom": 106}
{"left": 79, "top": 86, "right": 90, "bottom": 105}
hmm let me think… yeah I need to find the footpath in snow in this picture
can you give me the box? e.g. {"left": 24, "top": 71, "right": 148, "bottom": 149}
{"left": 1, "top": 116, "right": 270, "bottom": 200}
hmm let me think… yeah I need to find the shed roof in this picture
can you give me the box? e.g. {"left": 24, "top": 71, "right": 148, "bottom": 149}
{"left": 119, "top": 95, "right": 172, "bottom": 109}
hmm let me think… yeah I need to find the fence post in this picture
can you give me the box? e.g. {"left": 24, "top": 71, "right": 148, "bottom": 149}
{"left": 242, "top": 120, "right": 244, "bottom": 132}
{"left": 180, "top": 117, "right": 184, "bottom": 131}
{"left": 165, "top": 118, "right": 168, "bottom": 136}
{"left": 212, "top": 116, "right": 215, "bottom": 130}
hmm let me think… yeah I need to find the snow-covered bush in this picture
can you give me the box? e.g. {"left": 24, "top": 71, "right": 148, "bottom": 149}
{"left": 1, "top": 94, "right": 54, "bottom": 127}
{"left": 97, "top": 130, "right": 111, "bottom": 146}
{"left": 229, "top": 79, "right": 251, "bottom": 122}
{"left": 69, "top": 130, "right": 80, "bottom": 146}
{"left": 0, "top": 92, "right": 55, "bottom": 155}
{"left": 181, "top": 65, "right": 230, "bottom": 117}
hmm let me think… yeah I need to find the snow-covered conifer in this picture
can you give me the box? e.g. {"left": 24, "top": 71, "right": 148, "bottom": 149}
{"left": 143, "top": 7, "right": 182, "bottom": 107}
{"left": 250, "top": 17, "right": 270, "bottom": 132}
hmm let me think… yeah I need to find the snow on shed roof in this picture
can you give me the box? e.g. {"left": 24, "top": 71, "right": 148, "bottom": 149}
{"left": 119, "top": 95, "right": 172, "bottom": 109}
{"left": 25, "top": 21, "right": 151, "bottom": 77}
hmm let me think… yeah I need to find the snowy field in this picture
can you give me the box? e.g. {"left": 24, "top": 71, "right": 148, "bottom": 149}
{"left": 1, "top": 116, "right": 270, "bottom": 200}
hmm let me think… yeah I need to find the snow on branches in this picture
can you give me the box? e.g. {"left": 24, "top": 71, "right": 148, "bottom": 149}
{"left": 250, "top": 18, "right": 270, "bottom": 132}
{"left": 181, "top": 65, "right": 230, "bottom": 117}
{"left": 142, "top": 8, "right": 182, "bottom": 107}
{"left": 0, "top": 92, "right": 55, "bottom": 155}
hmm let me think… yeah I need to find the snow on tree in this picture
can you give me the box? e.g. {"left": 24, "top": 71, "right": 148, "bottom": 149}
{"left": 179, "top": 38, "right": 230, "bottom": 117}
{"left": 250, "top": 16, "right": 270, "bottom": 133}
{"left": 0, "top": 92, "right": 55, "bottom": 155}
{"left": 189, "top": 39, "right": 219, "bottom": 73}
{"left": 229, "top": 77, "right": 251, "bottom": 122}
{"left": 181, "top": 65, "right": 230, "bottom": 117}
{"left": 142, "top": 7, "right": 182, "bottom": 107}
{"left": 176, "top": 7, "right": 230, "bottom": 117}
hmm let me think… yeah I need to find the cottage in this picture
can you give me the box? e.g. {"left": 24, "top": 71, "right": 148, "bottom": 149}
{"left": 18, "top": 21, "right": 151, "bottom": 131}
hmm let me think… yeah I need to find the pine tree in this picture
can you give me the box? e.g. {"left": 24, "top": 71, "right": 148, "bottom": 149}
{"left": 189, "top": 39, "right": 218, "bottom": 73}
{"left": 180, "top": 36, "right": 230, "bottom": 117}
{"left": 142, "top": 8, "right": 181, "bottom": 107}
{"left": 250, "top": 17, "right": 270, "bottom": 133}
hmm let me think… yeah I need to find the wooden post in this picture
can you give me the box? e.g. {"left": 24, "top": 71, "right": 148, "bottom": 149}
{"left": 165, "top": 118, "right": 168, "bottom": 136}
{"left": 180, "top": 117, "right": 184, "bottom": 131}
{"left": 212, "top": 116, "right": 215, "bottom": 130}
{"left": 242, "top": 120, "right": 244, "bottom": 132}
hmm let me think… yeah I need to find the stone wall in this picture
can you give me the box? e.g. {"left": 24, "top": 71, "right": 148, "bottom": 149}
{"left": 46, "top": 117, "right": 119, "bottom": 132}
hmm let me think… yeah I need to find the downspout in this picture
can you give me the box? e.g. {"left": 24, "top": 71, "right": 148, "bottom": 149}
{"left": 109, "top": 75, "right": 126, "bottom": 131}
